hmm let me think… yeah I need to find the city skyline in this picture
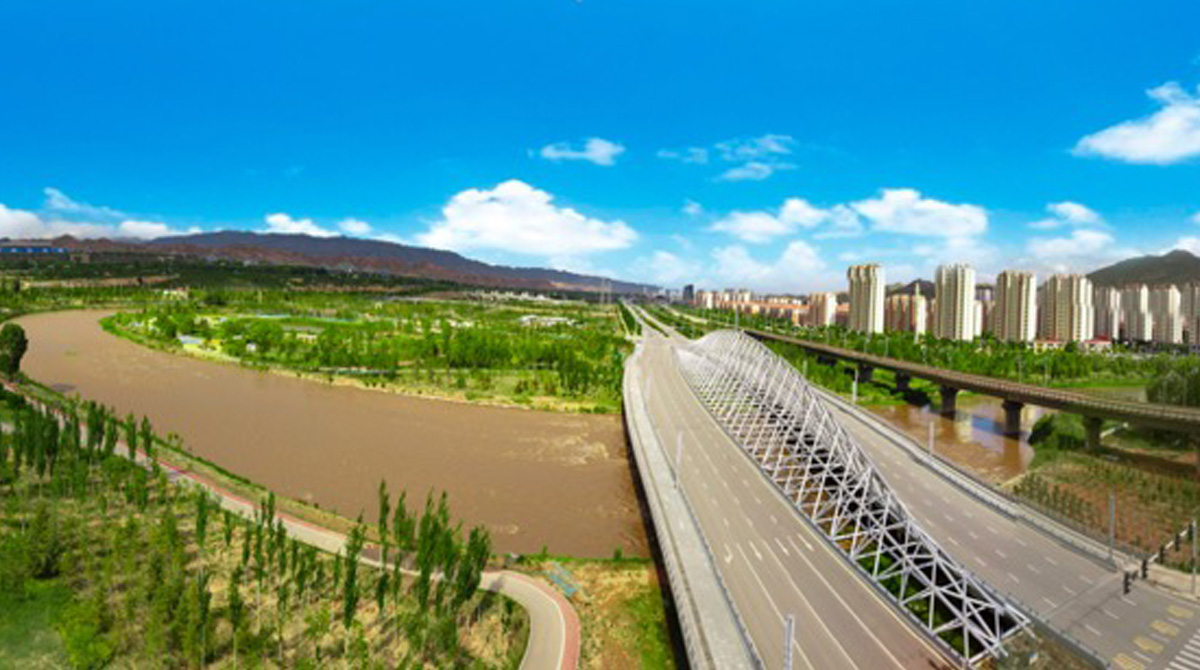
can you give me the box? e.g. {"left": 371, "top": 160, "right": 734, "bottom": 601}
{"left": 2, "top": 1, "right": 1200, "bottom": 293}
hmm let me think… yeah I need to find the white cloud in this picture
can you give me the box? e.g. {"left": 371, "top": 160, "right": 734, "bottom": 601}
{"left": 1192, "top": 209, "right": 1200, "bottom": 225}
{"left": 416, "top": 179, "right": 637, "bottom": 257}
{"left": 1074, "top": 82, "right": 1200, "bottom": 165}
{"left": 1028, "top": 201, "right": 1103, "bottom": 229}
{"left": 657, "top": 148, "right": 710, "bottom": 164}
{"left": 1175, "top": 237, "right": 1200, "bottom": 255}
{"left": 0, "top": 200, "right": 194, "bottom": 240}
{"left": 682, "top": 200, "right": 704, "bottom": 217}
{"left": 813, "top": 205, "right": 864, "bottom": 239}
{"left": 1026, "top": 229, "right": 1127, "bottom": 273}
{"left": 538, "top": 137, "right": 625, "bottom": 166}
{"left": 42, "top": 187, "right": 125, "bottom": 222}
{"left": 709, "top": 197, "right": 829, "bottom": 243}
{"left": 646, "top": 250, "right": 701, "bottom": 285}
{"left": 714, "top": 134, "right": 795, "bottom": 162}
{"left": 338, "top": 218, "right": 372, "bottom": 235}
{"left": 262, "top": 212, "right": 338, "bottom": 237}
{"left": 851, "top": 188, "right": 987, "bottom": 238}
{"left": 717, "top": 161, "right": 794, "bottom": 182}
{"left": 709, "top": 240, "right": 836, "bottom": 292}
{"left": 661, "top": 133, "right": 796, "bottom": 182}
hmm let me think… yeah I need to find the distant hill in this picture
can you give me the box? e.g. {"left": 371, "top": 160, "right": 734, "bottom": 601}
{"left": 33, "top": 231, "right": 656, "bottom": 294}
{"left": 887, "top": 279, "right": 934, "bottom": 299}
{"left": 1088, "top": 249, "right": 1200, "bottom": 287}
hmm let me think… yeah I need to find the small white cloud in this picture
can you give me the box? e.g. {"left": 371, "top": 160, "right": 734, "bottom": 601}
{"left": 1175, "top": 237, "right": 1200, "bottom": 255}
{"left": 1192, "top": 209, "right": 1200, "bottom": 225}
{"left": 714, "top": 134, "right": 794, "bottom": 162}
{"left": 1028, "top": 201, "right": 1103, "bottom": 229}
{"left": 1026, "top": 229, "right": 1127, "bottom": 273}
{"left": 262, "top": 213, "right": 339, "bottom": 237}
{"left": 646, "top": 250, "right": 701, "bottom": 285}
{"left": 1074, "top": 82, "right": 1200, "bottom": 165}
{"left": 538, "top": 137, "right": 625, "bottom": 166}
{"left": 338, "top": 218, "right": 372, "bottom": 235}
{"left": 710, "top": 240, "right": 835, "bottom": 292}
{"left": 657, "top": 148, "right": 710, "bottom": 164}
{"left": 682, "top": 200, "right": 704, "bottom": 217}
{"left": 709, "top": 197, "right": 828, "bottom": 243}
{"left": 42, "top": 187, "right": 126, "bottom": 222}
{"left": 0, "top": 199, "right": 194, "bottom": 240}
{"left": 717, "top": 161, "right": 794, "bottom": 182}
{"left": 851, "top": 188, "right": 987, "bottom": 238}
{"left": 416, "top": 179, "right": 637, "bottom": 257}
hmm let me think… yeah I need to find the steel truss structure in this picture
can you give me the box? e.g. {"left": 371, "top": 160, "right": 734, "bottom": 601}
{"left": 677, "top": 330, "right": 1028, "bottom": 665}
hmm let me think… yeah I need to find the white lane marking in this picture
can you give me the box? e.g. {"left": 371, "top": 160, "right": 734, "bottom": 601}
{"left": 967, "top": 530, "right": 980, "bottom": 540}
{"left": 1014, "top": 537, "right": 1028, "bottom": 547}
{"left": 1026, "top": 563, "right": 1041, "bottom": 575}
{"left": 770, "top": 514, "right": 778, "bottom": 525}
{"left": 733, "top": 544, "right": 817, "bottom": 670}
{"left": 1102, "top": 608, "right": 1120, "bottom": 621}
{"left": 794, "top": 534, "right": 814, "bottom": 552}
{"left": 995, "top": 548, "right": 1008, "bottom": 559}
{"left": 1008, "top": 572, "right": 1021, "bottom": 584}
{"left": 1044, "top": 556, "right": 1059, "bottom": 566}
{"left": 1042, "top": 597, "right": 1057, "bottom": 608}
{"left": 775, "top": 537, "right": 790, "bottom": 556}
{"left": 1083, "top": 623, "right": 1102, "bottom": 637}
{"left": 1122, "top": 597, "right": 1138, "bottom": 607}
{"left": 987, "top": 525, "right": 999, "bottom": 535}
{"left": 724, "top": 544, "right": 733, "bottom": 564}
{"left": 946, "top": 536, "right": 960, "bottom": 546}
{"left": 750, "top": 541, "right": 762, "bottom": 561}
{"left": 1079, "top": 575, "right": 1094, "bottom": 585}
{"left": 1062, "top": 585, "right": 1077, "bottom": 597}
{"left": 943, "top": 513, "right": 955, "bottom": 523}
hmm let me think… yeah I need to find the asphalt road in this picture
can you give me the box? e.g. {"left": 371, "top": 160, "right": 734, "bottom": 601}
{"left": 826, "top": 395, "right": 1200, "bottom": 670}
{"left": 635, "top": 326, "right": 952, "bottom": 670}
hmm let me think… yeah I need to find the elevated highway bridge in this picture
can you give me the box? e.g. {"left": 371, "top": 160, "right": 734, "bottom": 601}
{"left": 745, "top": 328, "right": 1200, "bottom": 449}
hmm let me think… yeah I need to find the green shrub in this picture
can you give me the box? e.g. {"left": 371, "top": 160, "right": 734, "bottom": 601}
{"left": 1028, "top": 414, "right": 1087, "bottom": 451}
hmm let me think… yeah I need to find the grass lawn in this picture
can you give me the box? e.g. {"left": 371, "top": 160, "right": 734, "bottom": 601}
{"left": 0, "top": 579, "right": 71, "bottom": 669}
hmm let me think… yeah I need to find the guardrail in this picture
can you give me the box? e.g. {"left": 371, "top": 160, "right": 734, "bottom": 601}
{"left": 622, "top": 344, "right": 761, "bottom": 670}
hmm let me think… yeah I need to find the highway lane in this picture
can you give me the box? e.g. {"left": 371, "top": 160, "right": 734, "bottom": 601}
{"left": 825, "top": 388, "right": 1200, "bottom": 670}
{"left": 637, "top": 328, "right": 952, "bottom": 670}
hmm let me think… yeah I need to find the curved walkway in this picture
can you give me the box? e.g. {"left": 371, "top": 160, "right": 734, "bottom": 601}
{"left": 13, "top": 385, "right": 580, "bottom": 670}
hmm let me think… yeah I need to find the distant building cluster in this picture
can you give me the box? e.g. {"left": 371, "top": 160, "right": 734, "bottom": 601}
{"left": 682, "top": 261, "right": 1200, "bottom": 348}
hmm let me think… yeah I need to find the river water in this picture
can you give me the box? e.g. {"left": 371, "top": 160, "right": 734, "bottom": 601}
{"left": 18, "top": 310, "right": 649, "bottom": 557}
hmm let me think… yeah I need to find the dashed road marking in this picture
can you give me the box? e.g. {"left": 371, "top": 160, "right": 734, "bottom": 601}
{"left": 1112, "top": 653, "right": 1144, "bottom": 670}
{"left": 1171, "top": 605, "right": 1195, "bottom": 619}
{"left": 1153, "top": 620, "right": 1181, "bottom": 637}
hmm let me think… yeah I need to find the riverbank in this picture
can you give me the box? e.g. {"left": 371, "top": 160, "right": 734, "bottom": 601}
{"left": 18, "top": 310, "right": 649, "bottom": 559}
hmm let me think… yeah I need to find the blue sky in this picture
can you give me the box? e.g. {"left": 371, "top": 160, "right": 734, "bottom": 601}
{"left": 2, "top": 0, "right": 1200, "bottom": 292}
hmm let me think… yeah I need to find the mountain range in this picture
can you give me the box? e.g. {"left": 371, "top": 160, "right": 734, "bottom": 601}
{"left": 1088, "top": 249, "right": 1200, "bottom": 287}
{"left": 36, "top": 231, "right": 657, "bottom": 294}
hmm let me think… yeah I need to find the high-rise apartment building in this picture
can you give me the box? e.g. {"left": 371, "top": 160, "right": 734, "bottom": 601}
{"left": 1184, "top": 283, "right": 1200, "bottom": 346}
{"left": 807, "top": 292, "right": 837, "bottom": 328}
{"left": 1093, "top": 286, "right": 1122, "bottom": 340}
{"left": 1121, "top": 285, "right": 1154, "bottom": 342}
{"left": 885, "top": 294, "right": 927, "bottom": 335}
{"left": 1149, "top": 285, "right": 1184, "bottom": 344}
{"left": 682, "top": 284, "right": 695, "bottom": 304}
{"left": 1038, "top": 274, "right": 1094, "bottom": 342}
{"left": 993, "top": 270, "right": 1037, "bottom": 343}
{"left": 933, "top": 264, "right": 976, "bottom": 341}
{"left": 847, "top": 264, "right": 885, "bottom": 333}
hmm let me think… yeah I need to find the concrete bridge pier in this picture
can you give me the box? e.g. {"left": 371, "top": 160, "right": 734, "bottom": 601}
{"left": 857, "top": 363, "right": 874, "bottom": 384}
{"left": 895, "top": 372, "right": 911, "bottom": 392}
{"left": 939, "top": 385, "right": 959, "bottom": 416}
{"left": 1001, "top": 400, "right": 1024, "bottom": 436}
{"left": 1084, "top": 416, "right": 1103, "bottom": 450}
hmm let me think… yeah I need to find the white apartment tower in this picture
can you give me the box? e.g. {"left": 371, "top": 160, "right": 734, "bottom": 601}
{"left": 807, "top": 292, "right": 837, "bottom": 328}
{"left": 934, "top": 264, "right": 977, "bottom": 341}
{"left": 1038, "top": 274, "right": 1094, "bottom": 342}
{"left": 1184, "top": 283, "right": 1200, "bottom": 345}
{"left": 847, "top": 264, "right": 885, "bottom": 334}
{"left": 993, "top": 270, "right": 1037, "bottom": 343}
{"left": 1149, "top": 285, "right": 1184, "bottom": 345}
{"left": 885, "top": 294, "right": 927, "bottom": 335}
{"left": 1121, "top": 285, "right": 1154, "bottom": 342}
{"left": 1093, "top": 286, "right": 1122, "bottom": 340}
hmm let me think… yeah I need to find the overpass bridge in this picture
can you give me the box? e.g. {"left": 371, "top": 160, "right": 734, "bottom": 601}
{"left": 745, "top": 328, "right": 1200, "bottom": 449}
{"left": 626, "top": 307, "right": 1029, "bottom": 668}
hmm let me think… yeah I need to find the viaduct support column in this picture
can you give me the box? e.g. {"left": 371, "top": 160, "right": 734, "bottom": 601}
{"left": 895, "top": 372, "right": 911, "bottom": 393}
{"left": 1084, "top": 416, "right": 1103, "bottom": 450}
{"left": 1001, "top": 400, "right": 1024, "bottom": 436}
{"left": 939, "top": 386, "right": 959, "bottom": 416}
{"left": 857, "top": 363, "right": 874, "bottom": 384}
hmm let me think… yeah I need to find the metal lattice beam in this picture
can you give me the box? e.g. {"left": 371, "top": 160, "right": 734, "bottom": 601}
{"left": 677, "top": 330, "right": 1028, "bottom": 666}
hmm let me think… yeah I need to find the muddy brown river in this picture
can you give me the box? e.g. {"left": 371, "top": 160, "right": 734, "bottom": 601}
{"left": 19, "top": 310, "right": 649, "bottom": 557}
